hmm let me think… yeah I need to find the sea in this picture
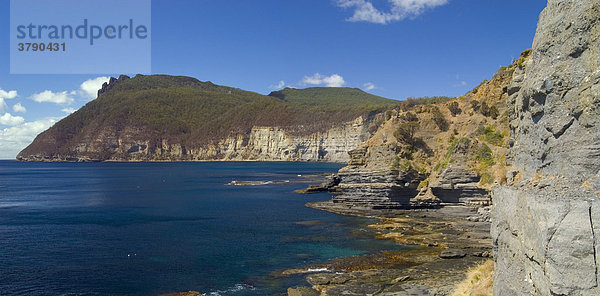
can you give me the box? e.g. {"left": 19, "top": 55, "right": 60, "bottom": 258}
{"left": 0, "top": 161, "right": 406, "bottom": 296}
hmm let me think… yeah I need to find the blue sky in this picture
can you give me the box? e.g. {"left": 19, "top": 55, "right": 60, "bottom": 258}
{"left": 0, "top": 0, "right": 547, "bottom": 158}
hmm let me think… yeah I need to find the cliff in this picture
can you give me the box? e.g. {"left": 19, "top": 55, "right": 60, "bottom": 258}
{"left": 492, "top": 0, "right": 600, "bottom": 295}
{"left": 17, "top": 75, "right": 395, "bottom": 162}
{"left": 313, "top": 57, "right": 525, "bottom": 210}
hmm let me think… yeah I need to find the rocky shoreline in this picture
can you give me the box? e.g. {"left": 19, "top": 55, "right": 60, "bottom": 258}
{"left": 280, "top": 204, "right": 492, "bottom": 296}
{"left": 160, "top": 169, "right": 493, "bottom": 296}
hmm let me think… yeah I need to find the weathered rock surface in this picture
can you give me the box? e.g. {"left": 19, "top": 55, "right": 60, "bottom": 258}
{"left": 430, "top": 165, "right": 489, "bottom": 205}
{"left": 287, "top": 287, "right": 320, "bottom": 296}
{"left": 492, "top": 0, "right": 600, "bottom": 295}
{"left": 18, "top": 116, "right": 370, "bottom": 163}
{"left": 283, "top": 206, "right": 493, "bottom": 296}
{"left": 329, "top": 148, "right": 425, "bottom": 209}
{"left": 506, "top": 0, "right": 600, "bottom": 181}
{"left": 493, "top": 183, "right": 600, "bottom": 295}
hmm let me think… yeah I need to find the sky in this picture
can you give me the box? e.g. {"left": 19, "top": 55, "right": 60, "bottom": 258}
{"left": 0, "top": 0, "right": 547, "bottom": 159}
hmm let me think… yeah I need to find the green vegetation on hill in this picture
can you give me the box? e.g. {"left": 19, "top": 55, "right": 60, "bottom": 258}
{"left": 269, "top": 87, "right": 397, "bottom": 111}
{"left": 19, "top": 75, "right": 397, "bottom": 159}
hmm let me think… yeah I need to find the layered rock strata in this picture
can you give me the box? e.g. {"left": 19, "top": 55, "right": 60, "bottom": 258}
{"left": 329, "top": 147, "right": 425, "bottom": 209}
{"left": 430, "top": 165, "right": 489, "bottom": 205}
{"left": 18, "top": 117, "right": 370, "bottom": 163}
{"left": 492, "top": 1, "right": 600, "bottom": 295}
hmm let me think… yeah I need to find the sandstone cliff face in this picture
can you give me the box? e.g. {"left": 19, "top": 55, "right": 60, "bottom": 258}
{"left": 331, "top": 147, "right": 424, "bottom": 209}
{"left": 19, "top": 116, "right": 370, "bottom": 163}
{"left": 492, "top": 1, "right": 600, "bottom": 295}
{"left": 327, "top": 60, "right": 521, "bottom": 209}
{"left": 210, "top": 117, "right": 369, "bottom": 162}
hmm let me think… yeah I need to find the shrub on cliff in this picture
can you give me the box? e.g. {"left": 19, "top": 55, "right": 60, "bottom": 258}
{"left": 476, "top": 144, "right": 494, "bottom": 167}
{"left": 400, "top": 111, "right": 419, "bottom": 122}
{"left": 448, "top": 101, "right": 462, "bottom": 116}
{"left": 398, "top": 96, "right": 454, "bottom": 111}
{"left": 431, "top": 106, "right": 449, "bottom": 131}
{"left": 471, "top": 100, "right": 480, "bottom": 111}
{"left": 478, "top": 125, "right": 504, "bottom": 146}
{"left": 479, "top": 101, "right": 499, "bottom": 119}
{"left": 394, "top": 122, "right": 419, "bottom": 144}
{"left": 447, "top": 137, "right": 471, "bottom": 157}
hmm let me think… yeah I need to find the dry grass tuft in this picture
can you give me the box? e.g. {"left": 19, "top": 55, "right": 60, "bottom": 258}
{"left": 451, "top": 259, "right": 494, "bottom": 296}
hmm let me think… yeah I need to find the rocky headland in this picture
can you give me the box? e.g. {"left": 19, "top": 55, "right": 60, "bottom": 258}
{"left": 306, "top": 51, "right": 525, "bottom": 212}
{"left": 289, "top": 0, "right": 600, "bottom": 295}
{"left": 17, "top": 77, "right": 395, "bottom": 163}
{"left": 279, "top": 52, "right": 530, "bottom": 295}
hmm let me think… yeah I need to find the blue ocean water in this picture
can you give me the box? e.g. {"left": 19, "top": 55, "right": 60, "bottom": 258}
{"left": 0, "top": 161, "right": 405, "bottom": 296}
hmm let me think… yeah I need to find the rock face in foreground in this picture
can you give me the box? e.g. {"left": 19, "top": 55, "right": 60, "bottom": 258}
{"left": 492, "top": 0, "right": 600, "bottom": 295}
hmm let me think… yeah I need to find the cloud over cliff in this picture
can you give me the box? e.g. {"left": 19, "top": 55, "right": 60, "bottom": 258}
{"left": 336, "top": 0, "right": 448, "bottom": 24}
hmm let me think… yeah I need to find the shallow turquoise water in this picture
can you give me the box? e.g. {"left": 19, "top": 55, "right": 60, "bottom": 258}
{"left": 0, "top": 161, "right": 405, "bottom": 295}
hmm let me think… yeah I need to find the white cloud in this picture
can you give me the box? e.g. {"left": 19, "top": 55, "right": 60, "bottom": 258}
{"left": 12, "top": 103, "right": 26, "bottom": 113}
{"left": 30, "top": 90, "right": 75, "bottom": 105}
{"left": 79, "top": 76, "right": 110, "bottom": 99}
{"left": 0, "top": 76, "right": 109, "bottom": 159}
{"left": 0, "top": 117, "right": 59, "bottom": 159}
{"left": 0, "top": 89, "right": 18, "bottom": 100}
{"left": 363, "top": 82, "right": 376, "bottom": 91}
{"left": 269, "top": 80, "right": 286, "bottom": 90}
{"left": 61, "top": 107, "right": 77, "bottom": 114}
{"left": 302, "top": 73, "right": 346, "bottom": 87}
{"left": 28, "top": 77, "right": 109, "bottom": 108}
{"left": 0, "top": 88, "right": 18, "bottom": 113}
{"left": 0, "top": 113, "right": 25, "bottom": 126}
{"left": 336, "top": 0, "right": 448, "bottom": 24}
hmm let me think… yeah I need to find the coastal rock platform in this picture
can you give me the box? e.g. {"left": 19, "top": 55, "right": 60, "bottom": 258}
{"left": 282, "top": 205, "right": 492, "bottom": 296}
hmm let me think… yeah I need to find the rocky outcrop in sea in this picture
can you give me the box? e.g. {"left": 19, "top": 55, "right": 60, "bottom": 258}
{"left": 310, "top": 60, "right": 522, "bottom": 210}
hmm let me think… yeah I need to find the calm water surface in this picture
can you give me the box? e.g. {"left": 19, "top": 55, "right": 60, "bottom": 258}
{"left": 0, "top": 161, "right": 405, "bottom": 295}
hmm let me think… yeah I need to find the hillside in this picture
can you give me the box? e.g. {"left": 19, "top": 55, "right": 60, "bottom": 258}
{"left": 308, "top": 50, "right": 532, "bottom": 211}
{"left": 17, "top": 75, "right": 397, "bottom": 162}
{"left": 269, "top": 87, "right": 395, "bottom": 111}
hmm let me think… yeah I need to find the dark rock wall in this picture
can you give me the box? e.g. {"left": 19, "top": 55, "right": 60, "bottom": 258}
{"left": 492, "top": 1, "right": 600, "bottom": 295}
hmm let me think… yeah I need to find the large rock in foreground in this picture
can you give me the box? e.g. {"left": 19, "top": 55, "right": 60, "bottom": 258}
{"left": 492, "top": 0, "right": 600, "bottom": 295}
{"left": 493, "top": 180, "right": 600, "bottom": 295}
